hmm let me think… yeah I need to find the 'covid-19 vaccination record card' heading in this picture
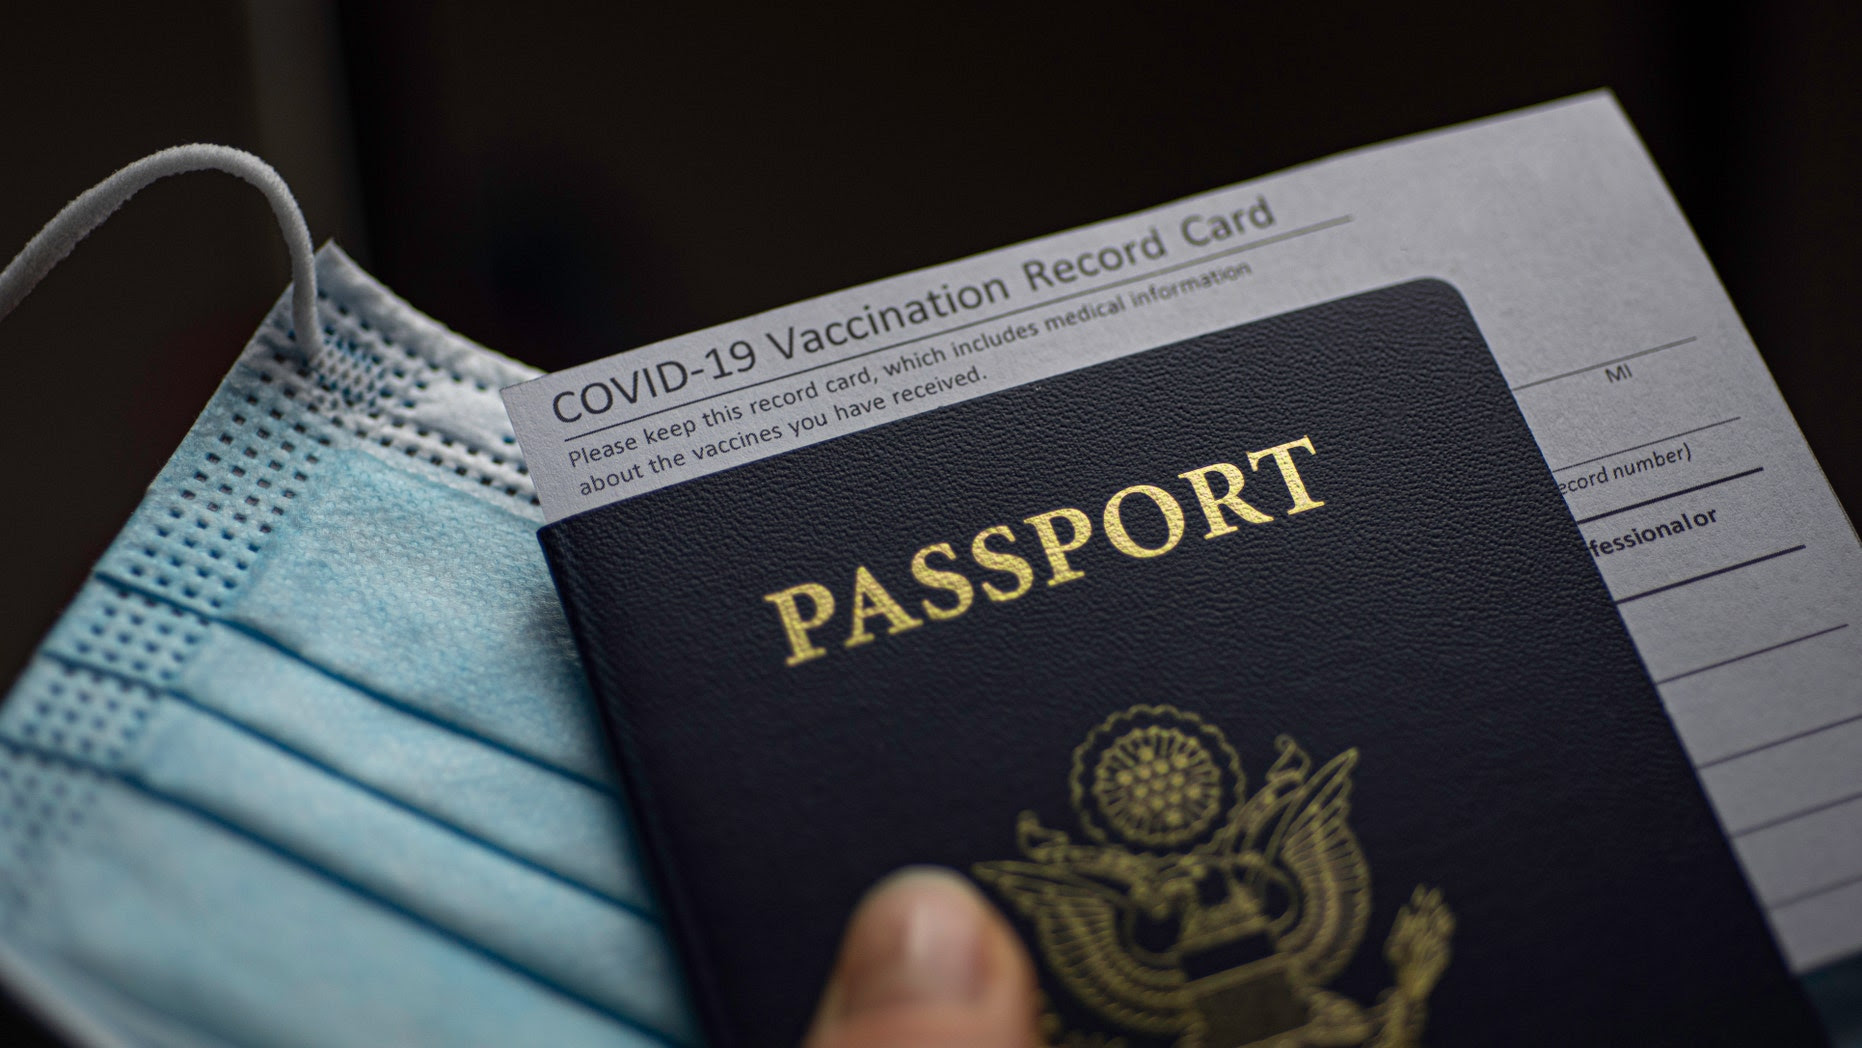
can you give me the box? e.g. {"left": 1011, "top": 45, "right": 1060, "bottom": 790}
{"left": 503, "top": 92, "right": 1862, "bottom": 977}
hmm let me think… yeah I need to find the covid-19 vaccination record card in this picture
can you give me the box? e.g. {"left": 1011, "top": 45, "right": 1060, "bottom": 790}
{"left": 504, "top": 92, "right": 1862, "bottom": 973}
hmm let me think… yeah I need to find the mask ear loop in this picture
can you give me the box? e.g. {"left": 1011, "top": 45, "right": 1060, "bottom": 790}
{"left": 0, "top": 144, "right": 322, "bottom": 365}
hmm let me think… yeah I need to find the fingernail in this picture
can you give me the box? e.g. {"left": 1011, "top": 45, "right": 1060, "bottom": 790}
{"left": 835, "top": 867, "right": 989, "bottom": 1016}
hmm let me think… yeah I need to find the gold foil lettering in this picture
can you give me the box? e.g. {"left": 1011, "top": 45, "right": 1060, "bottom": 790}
{"left": 1023, "top": 508, "right": 1093, "bottom": 586}
{"left": 844, "top": 565, "right": 924, "bottom": 648}
{"left": 1103, "top": 485, "right": 1186, "bottom": 558}
{"left": 1177, "top": 462, "right": 1275, "bottom": 537}
{"left": 763, "top": 582, "right": 836, "bottom": 666}
{"left": 1248, "top": 436, "right": 1326, "bottom": 514}
{"left": 911, "top": 542, "right": 975, "bottom": 621}
{"left": 765, "top": 437, "right": 1330, "bottom": 666}
{"left": 971, "top": 525, "right": 1035, "bottom": 602}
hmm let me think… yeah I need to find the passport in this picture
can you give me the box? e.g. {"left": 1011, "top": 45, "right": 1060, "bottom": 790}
{"left": 537, "top": 281, "right": 1826, "bottom": 1046}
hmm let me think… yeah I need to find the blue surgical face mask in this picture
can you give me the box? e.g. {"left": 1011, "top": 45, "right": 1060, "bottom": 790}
{"left": 0, "top": 149, "right": 693, "bottom": 1047}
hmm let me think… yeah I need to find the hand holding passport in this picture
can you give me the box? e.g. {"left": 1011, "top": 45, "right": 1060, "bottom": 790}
{"left": 533, "top": 280, "right": 1827, "bottom": 1045}
{"left": 503, "top": 95, "right": 1862, "bottom": 1046}
{"left": 804, "top": 868, "right": 1041, "bottom": 1048}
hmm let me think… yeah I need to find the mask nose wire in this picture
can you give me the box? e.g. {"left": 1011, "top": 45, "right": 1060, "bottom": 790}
{"left": 0, "top": 144, "right": 322, "bottom": 366}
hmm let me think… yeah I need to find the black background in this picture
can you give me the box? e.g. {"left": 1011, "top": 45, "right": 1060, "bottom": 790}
{"left": 0, "top": 2, "right": 1857, "bottom": 1043}
{"left": 546, "top": 281, "right": 1819, "bottom": 1046}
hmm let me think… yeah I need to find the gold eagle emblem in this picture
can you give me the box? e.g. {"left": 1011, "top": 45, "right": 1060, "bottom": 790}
{"left": 973, "top": 705, "right": 1452, "bottom": 1048}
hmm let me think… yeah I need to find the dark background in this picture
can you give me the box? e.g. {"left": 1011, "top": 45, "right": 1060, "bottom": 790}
{"left": 0, "top": 1, "right": 1857, "bottom": 1039}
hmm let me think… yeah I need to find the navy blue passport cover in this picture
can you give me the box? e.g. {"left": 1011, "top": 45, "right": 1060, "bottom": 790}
{"left": 540, "top": 280, "right": 1825, "bottom": 1047}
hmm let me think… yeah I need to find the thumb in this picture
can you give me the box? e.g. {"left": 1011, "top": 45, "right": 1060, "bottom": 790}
{"left": 804, "top": 867, "right": 1042, "bottom": 1048}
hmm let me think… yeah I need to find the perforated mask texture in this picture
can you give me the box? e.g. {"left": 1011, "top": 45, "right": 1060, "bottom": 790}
{"left": 0, "top": 244, "right": 544, "bottom": 927}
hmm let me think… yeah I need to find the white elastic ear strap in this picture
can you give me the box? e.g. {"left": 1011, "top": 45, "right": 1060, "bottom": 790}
{"left": 0, "top": 144, "right": 322, "bottom": 364}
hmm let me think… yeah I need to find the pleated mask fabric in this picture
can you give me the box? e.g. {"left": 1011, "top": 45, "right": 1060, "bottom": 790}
{"left": 0, "top": 244, "right": 695, "bottom": 1047}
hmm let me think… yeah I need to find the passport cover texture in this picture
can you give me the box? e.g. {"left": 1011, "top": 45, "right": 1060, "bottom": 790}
{"left": 541, "top": 280, "right": 1824, "bottom": 1046}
